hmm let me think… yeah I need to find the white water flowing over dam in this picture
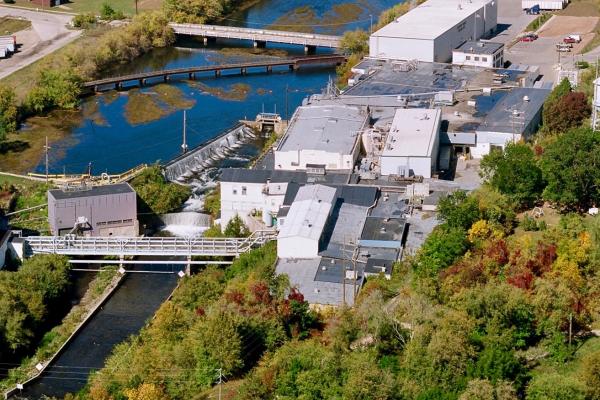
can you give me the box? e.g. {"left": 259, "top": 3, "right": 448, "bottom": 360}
{"left": 163, "top": 124, "right": 257, "bottom": 183}
{"left": 159, "top": 212, "right": 212, "bottom": 237}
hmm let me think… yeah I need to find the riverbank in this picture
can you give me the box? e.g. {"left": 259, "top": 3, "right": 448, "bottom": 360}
{"left": 1, "top": 267, "right": 122, "bottom": 396}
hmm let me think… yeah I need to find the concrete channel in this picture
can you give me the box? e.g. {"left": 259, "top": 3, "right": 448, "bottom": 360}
{"left": 7, "top": 264, "right": 180, "bottom": 400}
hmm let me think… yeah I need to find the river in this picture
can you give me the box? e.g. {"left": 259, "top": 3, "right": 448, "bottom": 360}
{"left": 35, "top": 0, "right": 401, "bottom": 176}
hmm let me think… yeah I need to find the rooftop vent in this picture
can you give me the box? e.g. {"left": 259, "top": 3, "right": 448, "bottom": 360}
{"left": 523, "top": 95, "right": 530, "bottom": 102}
{"left": 321, "top": 266, "right": 327, "bottom": 271}
{"left": 330, "top": 259, "right": 335, "bottom": 264}
{"left": 380, "top": 227, "right": 387, "bottom": 233}
{"left": 477, "top": 42, "right": 485, "bottom": 48}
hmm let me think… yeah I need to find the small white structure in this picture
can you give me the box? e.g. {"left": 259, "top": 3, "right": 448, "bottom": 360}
{"left": 369, "top": 0, "right": 498, "bottom": 62}
{"left": 274, "top": 104, "right": 369, "bottom": 171}
{"left": 522, "top": 0, "right": 568, "bottom": 10}
{"left": 452, "top": 41, "right": 504, "bottom": 68}
{"left": 219, "top": 169, "right": 305, "bottom": 230}
{"left": 380, "top": 108, "right": 442, "bottom": 178}
{"left": 277, "top": 185, "right": 336, "bottom": 259}
{"left": 591, "top": 77, "right": 600, "bottom": 131}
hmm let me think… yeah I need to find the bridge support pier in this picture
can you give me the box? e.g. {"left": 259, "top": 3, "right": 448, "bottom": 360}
{"left": 202, "top": 37, "right": 216, "bottom": 46}
{"left": 119, "top": 255, "right": 124, "bottom": 268}
{"left": 215, "top": 70, "right": 221, "bottom": 78}
{"left": 116, "top": 82, "right": 123, "bottom": 90}
{"left": 139, "top": 79, "right": 144, "bottom": 87}
{"left": 266, "top": 65, "right": 272, "bottom": 73}
{"left": 185, "top": 256, "right": 192, "bottom": 276}
{"left": 189, "top": 72, "right": 195, "bottom": 80}
{"left": 289, "top": 64, "right": 299, "bottom": 71}
{"left": 304, "top": 45, "right": 316, "bottom": 55}
{"left": 240, "top": 67, "right": 247, "bottom": 75}
{"left": 253, "top": 40, "right": 266, "bottom": 48}
{"left": 164, "top": 75, "right": 170, "bottom": 82}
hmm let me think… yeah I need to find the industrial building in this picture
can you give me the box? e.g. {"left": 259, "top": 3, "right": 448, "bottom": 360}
{"left": 219, "top": 168, "right": 349, "bottom": 230}
{"left": 380, "top": 108, "right": 442, "bottom": 178}
{"left": 369, "top": 0, "right": 498, "bottom": 62}
{"left": 48, "top": 183, "right": 138, "bottom": 237}
{"left": 277, "top": 185, "right": 337, "bottom": 258}
{"left": 274, "top": 104, "right": 369, "bottom": 171}
{"left": 452, "top": 41, "right": 504, "bottom": 68}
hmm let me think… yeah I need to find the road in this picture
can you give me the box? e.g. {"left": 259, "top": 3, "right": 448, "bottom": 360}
{"left": 0, "top": 6, "right": 81, "bottom": 80}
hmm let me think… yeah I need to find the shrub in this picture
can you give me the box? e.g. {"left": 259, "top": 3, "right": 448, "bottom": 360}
{"left": 72, "top": 13, "right": 97, "bottom": 28}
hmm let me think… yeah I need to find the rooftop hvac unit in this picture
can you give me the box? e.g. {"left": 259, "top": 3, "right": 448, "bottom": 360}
{"left": 434, "top": 91, "right": 454, "bottom": 106}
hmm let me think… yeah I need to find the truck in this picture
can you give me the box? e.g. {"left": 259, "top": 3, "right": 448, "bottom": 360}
{"left": 0, "top": 36, "right": 16, "bottom": 53}
{"left": 563, "top": 34, "right": 582, "bottom": 43}
{"left": 526, "top": 4, "right": 541, "bottom": 14}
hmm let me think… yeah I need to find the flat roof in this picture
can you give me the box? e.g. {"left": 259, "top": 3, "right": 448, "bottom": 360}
{"left": 219, "top": 168, "right": 351, "bottom": 185}
{"left": 278, "top": 185, "right": 337, "bottom": 241}
{"left": 477, "top": 87, "right": 551, "bottom": 134}
{"left": 275, "top": 258, "right": 359, "bottom": 306}
{"left": 360, "top": 217, "right": 407, "bottom": 244}
{"left": 454, "top": 41, "right": 504, "bottom": 55}
{"left": 49, "top": 183, "right": 134, "bottom": 200}
{"left": 382, "top": 108, "right": 442, "bottom": 158}
{"left": 371, "top": 0, "right": 494, "bottom": 40}
{"left": 277, "top": 104, "right": 368, "bottom": 155}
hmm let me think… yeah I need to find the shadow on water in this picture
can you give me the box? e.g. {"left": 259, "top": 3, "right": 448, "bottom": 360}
{"left": 14, "top": 265, "right": 180, "bottom": 400}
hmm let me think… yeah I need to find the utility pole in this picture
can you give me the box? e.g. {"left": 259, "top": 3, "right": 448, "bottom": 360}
{"left": 181, "top": 110, "right": 188, "bottom": 154}
{"left": 216, "top": 368, "right": 223, "bottom": 400}
{"left": 342, "top": 239, "right": 346, "bottom": 307}
{"left": 285, "top": 84, "right": 289, "bottom": 121}
{"left": 135, "top": 0, "right": 139, "bottom": 15}
{"left": 369, "top": 14, "right": 373, "bottom": 34}
{"left": 44, "top": 136, "right": 51, "bottom": 183}
{"left": 568, "top": 313, "right": 573, "bottom": 346}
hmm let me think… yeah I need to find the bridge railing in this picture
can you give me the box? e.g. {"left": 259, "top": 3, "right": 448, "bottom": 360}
{"left": 24, "top": 230, "right": 277, "bottom": 257}
{"left": 169, "top": 23, "right": 341, "bottom": 42}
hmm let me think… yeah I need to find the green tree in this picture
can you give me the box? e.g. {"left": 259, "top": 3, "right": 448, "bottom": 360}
{"left": 100, "top": 3, "right": 124, "bottom": 20}
{"left": 0, "top": 84, "right": 18, "bottom": 141}
{"left": 340, "top": 29, "right": 369, "bottom": 55}
{"left": 526, "top": 373, "right": 585, "bottom": 400}
{"left": 163, "top": 0, "right": 234, "bottom": 24}
{"left": 539, "top": 127, "right": 600, "bottom": 210}
{"left": 25, "top": 70, "right": 81, "bottom": 113}
{"left": 223, "top": 215, "right": 250, "bottom": 237}
{"left": 130, "top": 165, "right": 191, "bottom": 215}
{"left": 480, "top": 143, "right": 544, "bottom": 208}
{"left": 581, "top": 350, "right": 600, "bottom": 400}
{"left": 438, "top": 191, "right": 480, "bottom": 230}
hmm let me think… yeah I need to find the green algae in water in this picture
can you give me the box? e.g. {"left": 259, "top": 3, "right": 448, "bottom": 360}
{"left": 124, "top": 85, "right": 195, "bottom": 126}
{"left": 187, "top": 82, "right": 252, "bottom": 101}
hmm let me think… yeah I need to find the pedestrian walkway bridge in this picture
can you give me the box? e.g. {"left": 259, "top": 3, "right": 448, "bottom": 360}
{"left": 169, "top": 23, "right": 342, "bottom": 51}
{"left": 83, "top": 55, "right": 346, "bottom": 91}
{"left": 24, "top": 230, "right": 277, "bottom": 258}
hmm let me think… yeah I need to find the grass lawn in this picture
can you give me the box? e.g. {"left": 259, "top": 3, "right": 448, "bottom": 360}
{"left": 0, "top": 16, "right": 31, "bottom": 35}
{"left": 10, "top": 0, "right": 162, "bottom": 15}
{"left": 530, "top": 336, "right": 600, "bottom": 378}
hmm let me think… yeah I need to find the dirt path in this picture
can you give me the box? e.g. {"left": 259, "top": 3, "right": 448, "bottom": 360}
{"left": 0, "top": 6, "right": 81, "bottom": 80}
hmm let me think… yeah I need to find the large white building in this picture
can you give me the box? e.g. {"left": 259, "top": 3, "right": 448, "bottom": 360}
{"left": 380, "top": 108, "right": 442, "bottom": 178}
{"left": 369, "top": 0, "right": 498, "bottom": 62}
{"left": 274, "top": 104, "right": 369, "bottom": 171}
{"left": 277, "top": 185, "right": 337, "bottom": 259}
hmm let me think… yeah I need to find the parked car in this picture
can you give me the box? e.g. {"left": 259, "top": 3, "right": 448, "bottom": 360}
{"left": 520, "top": 34, "right": 538, "bottom": 42}
{"left": 563, "top": 34, "right": 582, "bottom": 44}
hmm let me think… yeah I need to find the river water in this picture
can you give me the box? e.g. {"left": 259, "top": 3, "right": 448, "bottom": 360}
{"left": 35, "top": 0, "right": 401, "bottom": 175}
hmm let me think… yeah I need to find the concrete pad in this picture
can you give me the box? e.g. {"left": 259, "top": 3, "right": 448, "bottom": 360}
{"left": 538, "top": 15, "right": 599, "bottom": 38}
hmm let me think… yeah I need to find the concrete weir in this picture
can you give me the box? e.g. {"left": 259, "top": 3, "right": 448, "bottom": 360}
{"left": 163, "top": 123, "right": 256, "bottom": 182}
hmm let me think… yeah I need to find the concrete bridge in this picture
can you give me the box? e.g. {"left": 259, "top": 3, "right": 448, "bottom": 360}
{"left": 83, "top": 55, "right": 346, "bottom": 91}
{"left": 23, "top": 230, "right": 276, "bottom": 258}
{"left": 169, "top": 23, "right": 342, "bottom": 53}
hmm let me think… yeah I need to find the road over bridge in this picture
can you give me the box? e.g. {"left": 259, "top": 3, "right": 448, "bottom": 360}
{"left": 24, "top": 230, "right": 276, "bottom": 259}
{"left": 83, "top": 54, "right": 347, "bottom": 91}
{"left": 169, "top": 23, "right": 342, "bottom": 53}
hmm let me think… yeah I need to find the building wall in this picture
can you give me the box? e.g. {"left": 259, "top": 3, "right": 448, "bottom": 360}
{"left": 277, "top": 237, "right": 319, "bottom": 258}
{"left": 452, "top": 49, "right": 503, "bottom": 68}
{"left": 49, "top": 192, "right": 137, "bottom": 237}
{"left": 369, "top": 36, "right": 435, "bottom": 62}
{"left": 380, "top": 156, "right": 434, "bottom": 178}
{"left": 220, "top": 181, "right": 287, "bottom": 230}
{"left": 370, "top": 0, "right": 497, "bottom": 62}
{"left": 274, "top": 147, "right": 358, "bottom": 171}
{"left": 522, "top": 0, "right": 567, "bottom": 10}
{"left": 472, "top": 131, "right": 522, "bottom": 158}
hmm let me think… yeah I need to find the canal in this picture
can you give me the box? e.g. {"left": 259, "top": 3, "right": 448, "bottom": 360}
{"left": 15, "top": 266, "right": 179, "bottom": 399}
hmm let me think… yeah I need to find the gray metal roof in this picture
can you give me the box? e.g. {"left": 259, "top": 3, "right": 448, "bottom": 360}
{"left": 219, "top": 168, "right": 351, "bottom": 185}
{"left": 278, "top": 185, "right": 337, "bottom": 241}
{"left": 371, "top": 0, "right": 494, "bottom": 40}
{"left": 364, "top": 258, "right": 394, "bottom": 276}
{"left": 277, "top": 104, "right": 368, "bottom": 154}
{"left": 275, "top": 258, "right": 360, "bottom": 306}
{"left": 360, "top": 217, "right": 407, "bottom": 243}
{"left": 477, "top": 87, "right": 551, "bottom": 134}
{"left": 454, "top": 41, "right": 504, "bottom": 55}
{"left": 48, "top": 183, "right": 134, "bottom": 200}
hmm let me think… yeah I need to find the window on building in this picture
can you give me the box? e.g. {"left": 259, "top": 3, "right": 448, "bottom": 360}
{"left": 232, "top": 188, "right": 237, "bottom": 195}
{"left": 474, "top": 56, "right": 480, "bottom": 61}
{"left": 482, "top": 57, "right": 487, "bottom": 62}
{"left": 241, "top": 186, "right": 247, "bottom": 196}
{"left": 466, "top": 55, "right": 471, "bottom": 60}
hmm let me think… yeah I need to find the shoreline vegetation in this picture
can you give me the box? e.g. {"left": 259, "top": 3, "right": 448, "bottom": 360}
{"left": 0, "top": 266, "right": 122, "bottom": 393}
